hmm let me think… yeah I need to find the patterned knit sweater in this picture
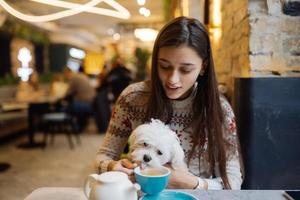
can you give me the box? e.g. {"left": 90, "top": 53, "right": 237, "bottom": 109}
{"left": 96, "top": 81, "right": 242, "bottom": 189}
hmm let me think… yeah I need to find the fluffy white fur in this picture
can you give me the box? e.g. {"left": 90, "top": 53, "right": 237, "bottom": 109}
{"left": 128, "top": 119, "right": 187, "bottom": 169}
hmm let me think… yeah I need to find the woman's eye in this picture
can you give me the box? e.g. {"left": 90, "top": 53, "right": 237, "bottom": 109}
{"left": 180, "top": 69, "right": 192, "bottom": 74}
{"left": 157, "top": 150, "right": 163, "bottom": 155}
{"left": 159, "top": 65, "right": 170, "bottom": 70}
{"left": 143, "top": 142, "right": 148, "bottom": 147}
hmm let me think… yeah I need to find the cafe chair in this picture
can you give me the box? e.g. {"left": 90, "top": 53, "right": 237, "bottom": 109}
{"left": 235, "top": 77, "right": 300, "bottom": 189}
{"left": 42, "top": 112, "right": 81, "bottom": 149}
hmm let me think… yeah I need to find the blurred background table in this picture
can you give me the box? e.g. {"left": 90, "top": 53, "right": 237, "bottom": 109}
{"left": 15, "top": 97, "right": 60, "bottom": 149}
{"left": 24, "top": 187, "right": 290, "bottom": 200}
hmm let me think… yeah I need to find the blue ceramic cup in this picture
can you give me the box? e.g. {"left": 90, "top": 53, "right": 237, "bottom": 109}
{"left": 134, "top": 166, "right": 170, "bottom": 195}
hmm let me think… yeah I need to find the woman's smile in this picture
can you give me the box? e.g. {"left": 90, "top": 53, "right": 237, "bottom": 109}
{"left": 165, "top": 84, "right": 182, "bottom": 95}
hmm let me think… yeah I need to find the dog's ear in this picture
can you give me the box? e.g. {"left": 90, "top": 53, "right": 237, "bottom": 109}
{"left": 129, "top": 124, "right": 147, "bottom": 145}
{"left": 171, "top": 143, "right": 186, "bottom": 169}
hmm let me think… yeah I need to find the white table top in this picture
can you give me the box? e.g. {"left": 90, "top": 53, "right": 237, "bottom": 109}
{"left": 24, "top": 187, "right": 85, "bottom": 200}
{"left": 24, "top": 187, "right": 289, "bottom": 200}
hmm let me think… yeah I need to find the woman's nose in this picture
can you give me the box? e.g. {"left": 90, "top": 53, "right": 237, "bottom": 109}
{"left": 167, "top": 70, "right": 180, "bottom": 84}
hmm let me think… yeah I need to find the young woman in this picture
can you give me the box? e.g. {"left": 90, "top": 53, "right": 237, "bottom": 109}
{"left": 95, "top": 16, "right": 243, "bottom": 190}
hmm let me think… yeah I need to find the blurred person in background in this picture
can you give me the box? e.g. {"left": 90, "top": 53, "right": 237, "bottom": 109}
{"left": 63, "top": 67, "right": 96, "bottom": 132}
{"left": 98, "top": 56, "right": 132, "bottom": 101}
{"left": 49, "top": 73, "right": 68, "bottom": 100}
{"left": 93, "top": 56, "right": 132, "bottom": 133}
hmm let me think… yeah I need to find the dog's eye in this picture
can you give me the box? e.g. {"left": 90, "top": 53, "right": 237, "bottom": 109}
{"left": 143, "top": 142, "right": 148, "bottom": 147}
{"left": 157, "top": 150, "right": 163, "bottom": 155}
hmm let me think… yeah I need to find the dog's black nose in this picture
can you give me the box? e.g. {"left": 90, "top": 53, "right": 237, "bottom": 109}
{"left": 143, "top": 154, "right": 152, "bottom": 162}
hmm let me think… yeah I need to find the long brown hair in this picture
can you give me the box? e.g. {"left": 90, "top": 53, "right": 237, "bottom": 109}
{"left": 146, "top": 16, "right": 232, "bottom": 188}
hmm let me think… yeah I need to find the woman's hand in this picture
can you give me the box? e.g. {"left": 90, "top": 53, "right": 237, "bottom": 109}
{"left": 108, "top": 159, "right": 137, "bottom": 181}
{"left": 165, "top": 164, "right": 198, "bottom": 189}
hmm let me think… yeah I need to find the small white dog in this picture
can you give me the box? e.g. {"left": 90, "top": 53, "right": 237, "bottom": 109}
{"left": 128, "top": 119, "right": 187, "bottom": 169}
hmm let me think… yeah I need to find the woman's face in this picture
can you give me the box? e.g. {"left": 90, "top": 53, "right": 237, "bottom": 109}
{"left": 158, "top": 45, "right": 203, "bottom": 100}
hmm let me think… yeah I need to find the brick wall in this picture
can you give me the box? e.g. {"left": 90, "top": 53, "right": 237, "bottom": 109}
{"left": 211, "top": 0, "right": 300, "bottom": 99}
{"left": 249, "top": 0, "right": 300, "bottom": 76}
{"left": 211, "top": 0, "right": 250, "bottom": 98}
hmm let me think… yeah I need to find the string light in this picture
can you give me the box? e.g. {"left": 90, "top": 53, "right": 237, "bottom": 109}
{"left": 0, "top": 0, "right": 130, "bottom": 22}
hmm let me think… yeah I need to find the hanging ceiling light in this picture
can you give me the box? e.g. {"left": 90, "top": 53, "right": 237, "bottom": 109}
{"left": 69, "top": 48, "right": 86, "bottom": 60}
{"left": 139, "top": 7, "right": 151, "bottom": 17}
{"left": 137, "top": 0, "right": 146, "bottom": 6}
{"left": 113, "top": 33, "right": 120, "bottom": 41}
{"left": 134, "top": 28, "right": 158, "bottom": 42}
{"left": 0, "top": 0, "right": 130, "bottom": 22}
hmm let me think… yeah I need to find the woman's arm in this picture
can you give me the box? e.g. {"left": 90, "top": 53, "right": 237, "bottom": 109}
{"left": 95, "top": 83, "right": 149, "bottom": 174}
{"left": 202, "top": 158, "right": 242, "bottom": 190}
{"left": 95, "top": 93, "right": 133, "bottom": 174}
{"left": 166, "top": 157, "right": 242, "bottom": 189}
{"left": 95, "top": 131, "right": 129, "bottom": 173}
